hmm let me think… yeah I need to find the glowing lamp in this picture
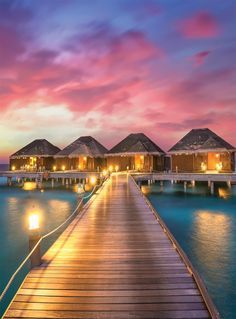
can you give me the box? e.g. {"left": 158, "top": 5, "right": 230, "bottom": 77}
{"left": 115, "top": 165, "right": 119, "bottom": 172}
{"left": 12, "top": 166, "right": 16, "bottom": 171}
{"left": 53, "top": 165, "right": 57, "bottom": 172}
{"left": 29, "top": 213, "right": 40, "bottom": 231}
{"left": 102, "top": 169, "right": 108, "bottom": 177}
{"left": 62, "top": 165, "right": 66, "bottom": 171}
{"left": 90, "top": 176, "right": 97, "bottom": 185}
{"left": 83, "top": 157, "right": 87, "bottom": 161}
{"left": 201, "top": 162, "right": 207, "bottom": 171}
{"left": 216, "top": 162, "right": 222, "bottom": 171}
{"left": 109, "top": 165, "right": 113, "bottom": 172}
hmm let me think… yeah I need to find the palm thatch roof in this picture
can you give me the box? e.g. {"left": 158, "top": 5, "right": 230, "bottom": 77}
{"left": 169, "top": 128, "right": 235, "bottom": 153}
{"left": 10, "top": 139, "right": 61, "bottom": 158}
{"left": 107, "top": 133, "right": 165, "bottom": 156}
{"left": 55, "top": 136, "right": 108, "bottom": 158}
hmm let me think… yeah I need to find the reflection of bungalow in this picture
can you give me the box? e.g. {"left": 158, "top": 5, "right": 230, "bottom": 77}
{"left": 106, "top": 133, "right": 165, "bottom": 172}
{"left": 10, "top": 139, "right": 61, "bottom": 171}
{"left": 169, "top": 128, "right": 235, "bottom": 173}
{"left": 54, "top": 136, "right": 107, "bottom": 171}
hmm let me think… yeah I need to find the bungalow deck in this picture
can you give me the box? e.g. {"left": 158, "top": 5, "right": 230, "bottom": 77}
{"left": 3, "top": 174, "right": 218, "bottom": 319}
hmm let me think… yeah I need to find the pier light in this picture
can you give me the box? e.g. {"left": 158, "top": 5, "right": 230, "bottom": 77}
{"left": 90, "top": 176, "right": 97, "bottom": 185}
{"left": 11, "top": 165, "right": 16, "bottom": 171}
{"left": 83, "top": 156, "right": 87, "bottom": 161}
{"left": 201, "top": 162, "right": 207, "bottom": 172}
{"left": 29, "top": 213, "right": 40, "bottom": 231}
{"left": 102, "top": 169, "right": 108, "bottom": 177}
{"left": 216, "top": 162, "right": 222, "bottom": 172}
{"left": 78, "top": 164, "right": 81, "bottom": 170}
{"left": 53, "top": 165, "right": 57, "bottom": 172}
{"left": 109, "top": 165, "right": 113, "bottom": 172}
{"left": 62, "top": 165, "right": 66, "bottom": 171}
{"left": 115, "top": 165, "right": 119, "bottom": 172}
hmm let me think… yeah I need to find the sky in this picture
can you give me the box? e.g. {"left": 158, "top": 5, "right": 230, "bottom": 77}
{"left": 0, "top": 0, "right": 236, "bottom": 162}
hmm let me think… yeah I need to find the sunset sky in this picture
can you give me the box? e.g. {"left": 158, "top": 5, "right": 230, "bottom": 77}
{"left": 0, "top": 0, "right": 236, "bottom": 162}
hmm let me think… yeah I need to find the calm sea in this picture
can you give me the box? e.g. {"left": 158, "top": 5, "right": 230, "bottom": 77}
{"left": 146, "top": 181, "right": 236, "bottom": 319}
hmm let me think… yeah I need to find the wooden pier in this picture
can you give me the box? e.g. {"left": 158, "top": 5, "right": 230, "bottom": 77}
{"left": 3, "top": 174, "right": 218, "bottom": 319}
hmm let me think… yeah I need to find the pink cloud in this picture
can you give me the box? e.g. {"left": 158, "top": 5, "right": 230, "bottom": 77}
{"left": 191, "top": 51, "right": 211, "bottom": 66}
{"left": 177, "top": 11, "right": 220, "bottom": 38}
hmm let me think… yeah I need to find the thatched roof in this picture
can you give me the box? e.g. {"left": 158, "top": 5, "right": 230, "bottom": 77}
{"left": 11, "top": 139, "right": 61, "bottom": 158}
{"left": 169, "top": 128, "right": 235, "bottom": 153}
{"left": 55, "top": 136, "right": 108, "bottom": 158}
{"left": 107, "top": 133, "right": 165, "bottom": 156}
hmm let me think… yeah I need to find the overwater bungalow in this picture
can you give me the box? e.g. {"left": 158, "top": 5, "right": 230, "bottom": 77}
{"left": 10, "top": 139, "right": 61, "bottom": 171}
{"left": 169, "top": 128, "right": 235, "bottom": 173}
{"left": 54, "top": 136, "right": 107, "bottom": 171}
{"left": 106, "top": 133, "right": 165, "bottom": 172}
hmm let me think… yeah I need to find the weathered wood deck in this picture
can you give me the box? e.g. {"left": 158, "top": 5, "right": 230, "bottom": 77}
{"left": 4, "top": 174, "right": 216, "bottom": 319}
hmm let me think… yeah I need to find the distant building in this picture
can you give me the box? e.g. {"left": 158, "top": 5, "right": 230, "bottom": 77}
{"left": 54, "top": 136, "right": 107, "bottom": 171}
{"left": 169, "top": 128, "right": 235, "bottom": 173}
{"left": 106, "top": 133, "right": 165, "bottom": 172}
{"left": 10, "top": 139, "right": 60, "bottom": 171}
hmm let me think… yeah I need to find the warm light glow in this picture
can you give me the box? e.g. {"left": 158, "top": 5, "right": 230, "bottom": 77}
{"left": 218, "top": 188, "right": 230, "bottom": 199}
{"left": 216, "top": 162, "right": 222, "bottom": 171}
{"left": 53, "top": 165, "right": 57, "bottom": 171}
{"left": 90, "top": 176, "right": 97, "bottom": 185}
{"left": 12, "top": 166, "right": 16, "bottom": 171}
{"left": 140, "top": 155, "right": 144, "bottom": 160}
{"left": 102, "top": 169, "right": 108, "bottom": 177}
{"left": 77, "top": 184, "right": 84, "bottom": 194}
{"left": 78, "top": 164, "right": 81, "bottom": 170}
{"left": 216, "top": 153, "right": 220, "bottom": 158}
{"left": 201, "top": 162, "right": 207, "bottom": 171}
{"left": 23, "top": 182, "right": 37, "bottom": 191}
{"left": 115, "top": 165, "right": 119, "bottom": 172}
{"left": 109, "top": 165, "right": 113, "bottom": 172}
{"left": 83, "top": 156, "right": 87, "bottom": 161}
{"left": 29, "top": 213, "right": 40, "bottom": 230}
{"left": 62, "top": 165, "right": 66, "bottom": 171}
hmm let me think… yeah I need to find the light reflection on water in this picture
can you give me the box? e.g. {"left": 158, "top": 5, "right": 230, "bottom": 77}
{"left": 146, "top": 181, "right": 236, "bottom": 319}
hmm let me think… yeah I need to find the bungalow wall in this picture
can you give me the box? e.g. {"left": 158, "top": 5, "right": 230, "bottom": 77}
{"left": 171, "top": 152, "right": 234, "bottom": 172}
{"left": 55, "top": 157, "right": 106, "bottom": 171}
{"left": 107, "top": 155, "right": 164, "bottom": 172}
{"left": 152, "top": 155, "right": 165, "bottom": 171}
{"left": 10, "top": 157, "right": 55, "bottom": 171}
{"left": 171, "top": 154, "right": 195, "bottom": 172}
{"left": 107, "top": 156, "right": 134, "bottom": 171}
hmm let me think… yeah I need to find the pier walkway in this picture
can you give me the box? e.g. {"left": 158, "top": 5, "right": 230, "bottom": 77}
{"left": 4, "top": 174, "right": 217, "bottom": 319}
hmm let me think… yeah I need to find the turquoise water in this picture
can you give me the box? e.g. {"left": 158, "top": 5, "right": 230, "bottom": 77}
{"left": 145, "top": 181, "right": 236, "bottom": 319}
{"left": 0, "top": 177, "right": 81, "bottom": 317}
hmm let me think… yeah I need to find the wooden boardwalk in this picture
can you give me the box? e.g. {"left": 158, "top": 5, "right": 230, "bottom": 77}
{"left": 4, "top": 174, "right": 215, "bottom": 319}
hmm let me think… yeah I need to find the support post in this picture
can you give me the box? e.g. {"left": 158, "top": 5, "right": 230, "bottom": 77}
{"left": 210, "top": 182, "right": 214, "bottom": 195}
{"left": 227, "top": 180, "right": 231, "bottom": 188}
{"left": 7, "top": 177, "right": 12, "bottom": 186}
{"left": 191, "top": 180, "right": 195, "bottom": 187}
{"left": 51, "top": 179, "right": 54, "bottom": 188}
{"left": 29, "top": 230, "right": 41, "bottom": 268}
{"left": 62, "top": 178, "right": 65, "bottom": 185}
{"left": 184, "top": 181, "right": 187, "bottom": 192}
{"left": 208, "top": 180, "right": 211, "bottom": 188}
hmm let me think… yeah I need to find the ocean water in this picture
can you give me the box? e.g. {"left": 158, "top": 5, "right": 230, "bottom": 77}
{"left": 145, "top": 181, "right": 236, "bottom": 319}
{"left": 0, "top": 177, "right": 82, "bottom": 317}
